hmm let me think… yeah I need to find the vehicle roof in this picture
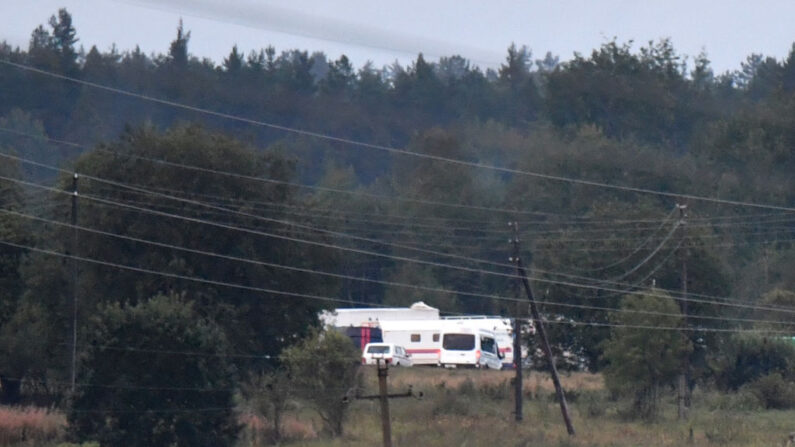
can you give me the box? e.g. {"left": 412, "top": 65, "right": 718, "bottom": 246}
{"left": 378, "top": 319, "right": 502, "bottom": 333}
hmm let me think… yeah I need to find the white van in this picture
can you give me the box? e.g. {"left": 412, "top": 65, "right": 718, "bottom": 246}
{"left": 361, "top": 343, "right": 413, "bottom": 367}
{"left": 442, "top": 316, "right": 516, "bottom": 368}
{"left": 439, "top": 326, "right": 503, "bottom": 370}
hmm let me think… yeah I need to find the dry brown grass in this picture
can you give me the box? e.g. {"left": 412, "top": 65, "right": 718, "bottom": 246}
{"left": 283, "top": 368, "right": 795, "bottom": 447}
{"left": 0, "top": 406, "right": 65, "bottom": 446}
{"left": 238, "top": 411, "right": 318, "bottom": 446}
{"left": 385, "top": 366, "right": 603, "bottom": 395}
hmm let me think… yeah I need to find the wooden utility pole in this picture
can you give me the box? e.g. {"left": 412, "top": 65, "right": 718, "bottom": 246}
{"left": 70, "top": 173, "right": 79, "bottom": 393}
{"left": 677, "top": 203, "right": 690, "bottom": 420}
{"left": 377, "top": 360, "right": 392, "bottom": 447}
{"left": 509, "top": 222, "right": 575, "bottom": 436}
{"left": 349, "top": 360, "right": 420, "bottom": 447}
{"left": 513, "top": 315, "right": 523, "bottom": 421}
{"left": 510, "top": 223, "right": 523, "bottom": 421}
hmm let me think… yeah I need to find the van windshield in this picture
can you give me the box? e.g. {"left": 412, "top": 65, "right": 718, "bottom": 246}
{"left": 367, "top": 345, "right": 390, "bottom": 354}
{"left": 442, "top": 334, "right": 475, "bottom": 351}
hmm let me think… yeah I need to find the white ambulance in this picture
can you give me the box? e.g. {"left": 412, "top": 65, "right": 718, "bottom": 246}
{"left": 441, "top": 316, "right": 516, "bottom": 368}
{"left": 438, "top": 322, "right": 503, "bottom": 370}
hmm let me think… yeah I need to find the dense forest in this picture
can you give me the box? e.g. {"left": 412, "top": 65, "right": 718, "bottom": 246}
{"left": 0, "top": 8, "right": 793, "bottom": 445}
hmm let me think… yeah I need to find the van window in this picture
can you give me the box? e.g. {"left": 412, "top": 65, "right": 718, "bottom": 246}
{"left": 480, "top": 336, "right": 496, "bottom": 354}
{"left": 442, "top": 333, "right": 475, "bottom": 351}
{"left": 432, "top": 333, "right": 440, "bottom": 342}
{"left": 411, "top": 334, "right": 421, "bottom": 342}
{"left": 367, "top": 345, "right": 390, "bottom": 354}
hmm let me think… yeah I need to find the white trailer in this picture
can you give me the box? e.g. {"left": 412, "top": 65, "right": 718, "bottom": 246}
{"left": 378, "top": 319, "right": 445, "bottom": 365}
{"left": 319, "top": 301, "right": 439, "bottom": 328}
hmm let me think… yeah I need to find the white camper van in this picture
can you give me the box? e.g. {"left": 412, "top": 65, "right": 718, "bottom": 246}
{"left": 439, "top": 323, "right": 503, "bottom": 370}
{"left": 442, "top": 316, "right": 515, "bottom": 368}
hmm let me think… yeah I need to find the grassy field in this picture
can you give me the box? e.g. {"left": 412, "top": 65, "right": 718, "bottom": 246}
{"left": 255, "top": 367, "right": 795, "bottom": 447}
{"left": 1, "top": 369, "right": 793, "bottom": 446}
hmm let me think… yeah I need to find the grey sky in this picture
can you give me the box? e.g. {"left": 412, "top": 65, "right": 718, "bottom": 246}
{"left": 2, "top": 0, "right": 794, "bottom": 74}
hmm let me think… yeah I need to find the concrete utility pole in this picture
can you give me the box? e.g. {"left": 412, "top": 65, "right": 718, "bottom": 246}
{"left": 509, "top": 222, "right": 575, "bottom": 436}
{"left": 70, "top": 173, "right": 79, "bottom": 393}
{"left": 677, "top": 203, "right": 690, "bottom": 420}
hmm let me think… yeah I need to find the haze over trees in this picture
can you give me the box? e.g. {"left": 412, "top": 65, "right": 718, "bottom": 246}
{"left": 0, "top": 7, "right": 793, "bottom": 443}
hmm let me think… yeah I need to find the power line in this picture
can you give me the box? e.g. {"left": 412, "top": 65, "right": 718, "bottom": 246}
{"left": 3, "top": 151, "right": 789, "bottom": 310}
{"left": 2, "top": 236, "right": 795, "bottom": 334}
{"left": 2, "top": 59, "right": 794, "bottom": 213}
{"left": 567, "top": 207, "right": 678, "bottom": 273}
{"left": 606, "top": 221, "right": 680, "bottom": 282}
{"left": 4, "top": 172, "right": 792, "bottom": 316}
{"left": 5, "top": 206, "right": 795, "bottom": 324}
{"left": 5, "top": 127, "right": 793, "bottom": 233}
{"left": 0, "top": 129, "right": 571, "bottom": 219}
{"left": 87, "top": 179, "right": 789, "bottom": 309}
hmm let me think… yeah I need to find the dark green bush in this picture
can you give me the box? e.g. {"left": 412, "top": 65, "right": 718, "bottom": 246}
{"left": 746, "top": 373, "right": 795, "bottom": 409}
{"left": 710, "top": 334, "right": 795, "bottom": 390}
{"left": 68, "top": 295, "right": 238, "bottom": 447}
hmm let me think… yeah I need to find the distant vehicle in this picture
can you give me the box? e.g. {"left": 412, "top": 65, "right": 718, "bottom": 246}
{"left": 378, "top": 320, "right": 446, "bottom": 365}
{"left": 441, "top": 316, "right": 519, "bottom": 369}
{"left": 439, "top": 324, "right": 503, "bottom": 370}
{"left": 378, "top": 319, "right": 504, "bottom": 369}
{"left": 320, "top": 301, "right": 440, "bottom": 327}
{"left": 321, "top": 304, "right": 526, "bottom": 368}
{"left": 361, "top": 343, "right": 413, "bottom": 367}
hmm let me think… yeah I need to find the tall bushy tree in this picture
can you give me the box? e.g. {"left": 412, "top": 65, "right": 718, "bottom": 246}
{"left": 0, "top": 154, "right": 37, "bottom": 403}
{"left": 602, "top": 291, "right": 691, "bottom": 419}
{"left": 281, "top": 330, "right": 361, "bottom": 437}
{"left": 23, "top": 124, "right": 338, "bottom": 377}
{"left": 69, "top": 294, "right": 238, "bottom": 447}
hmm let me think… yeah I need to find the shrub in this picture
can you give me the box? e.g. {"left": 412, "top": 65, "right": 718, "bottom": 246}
{"left": 239, "top": 370, "right": 293, "bottom": 444}
{"left": 698, "top": 388, "right": 761, "bottom": 411}
{"left": 746, "top": 373, "right": 795, "bottom": 409}
{"left": 710, "top": 334, "right": 795, "bottom": 390}
{"left": 577, "top": 389, "right": 608, "bottom": 418}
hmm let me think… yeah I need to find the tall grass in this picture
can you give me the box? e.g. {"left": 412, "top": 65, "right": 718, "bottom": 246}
{"left": 266, "top": 368, "right": 795, "bottom": 447}
{"left": 0, "top": 406, "right": 65, "bottom": 446}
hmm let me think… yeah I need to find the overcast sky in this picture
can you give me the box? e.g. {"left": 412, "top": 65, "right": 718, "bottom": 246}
{"left": 2, "top": 0, "right": 794, "bottom": 74}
